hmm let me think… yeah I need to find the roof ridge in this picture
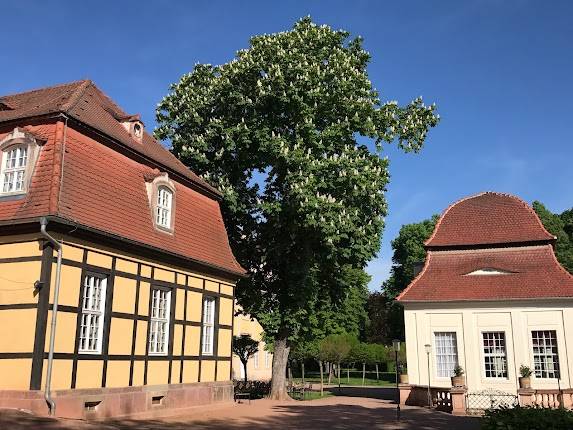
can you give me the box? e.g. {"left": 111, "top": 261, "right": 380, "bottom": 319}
{"left": 1, "top": 79, "right": 89, "bottom": 100}
{"left": 425, "top": 191, "right": 556, "bottom": 247}
{"left": 60, "top": 80, "right": 93, "bottom": 113}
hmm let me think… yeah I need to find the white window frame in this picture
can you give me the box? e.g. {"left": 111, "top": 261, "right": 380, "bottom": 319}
{"left": 148, "top": 287, "right": 171, "bottom": 356}
{"left": 202, "top": 296, "right": 216, "bottom": 356}
{"left": 0, "top": 145, "right": 28, "bottom": 195}
{"left": 434, "top": 332, "right": 459, "bottom": 378}
{"left": 78, "top": 274, "right": 108, "bottom": 354}
{"left": 155, "top": 186, "right": 173, "bottom": 229}
{"left": 531, "top": 330, "right": 560, "bottom": 379}
{"left": 482, "top": 331, "right": 508, "bottom": 379}
{"left": 265, "top": 350, "right": 271, "bottom": 369}
{"left": 254, "top": 349, "right": 259, "bottom": 369}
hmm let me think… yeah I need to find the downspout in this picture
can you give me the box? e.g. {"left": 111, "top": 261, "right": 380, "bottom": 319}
{"left": 40, "top": 217, "right": 62, "bottom": 416}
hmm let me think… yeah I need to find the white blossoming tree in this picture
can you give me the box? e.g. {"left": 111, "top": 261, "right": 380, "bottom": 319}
{"left": 155, "top": 17, "right": 439, "bottom": 399}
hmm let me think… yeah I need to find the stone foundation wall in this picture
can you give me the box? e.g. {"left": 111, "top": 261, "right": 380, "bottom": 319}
{"left": 0, "top": 381, "right": 233, "bottom": 420}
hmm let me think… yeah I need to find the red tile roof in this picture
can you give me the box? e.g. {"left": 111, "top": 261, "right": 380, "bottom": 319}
{"left": 0, "top": 80, "right": 219, "bottom": 197}
{"left": 397, "top": 246, "right": 573, "bottom": 302}
{"left": 397, "top": 193, "right": 573, "bottom": 302}
{"left": 425, "top": 192, "right": 555, "bottom": 248}
{"left": 0, "top": 82, "right": 244, "bottom": 277}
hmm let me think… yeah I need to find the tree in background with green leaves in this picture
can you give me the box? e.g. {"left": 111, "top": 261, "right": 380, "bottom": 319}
{"left": 156, "top": 17, "right": 439, "bottom": 399}
{"left": 533, "top": 201, "right": 573, "bottom": 274}
{"left": 366, "top": 216, "right": 438, "bottom": 343}
{"left": 232, "top": 334, "right": 259, "bottom": 383}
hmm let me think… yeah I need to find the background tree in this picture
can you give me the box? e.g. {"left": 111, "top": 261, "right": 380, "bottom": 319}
{"left": 319, "top": 333, "right": 355, "bottom": 390}
{"left": 156, "top": 17, "right": 439, "bottom": 399}
{"left": 349, "top": 342, "right": 369, "bottom": 386}
{"left": 290, "top": 339, "right": 319, "bottom": 385}
{"left": 232, "top": 334, "right": 259, "bottom": 382}
{"left": 533, "top": 201, "right": 573, "bottom": 273}
{"left": 365, "top": 216, "right": 438, "bottom": 343}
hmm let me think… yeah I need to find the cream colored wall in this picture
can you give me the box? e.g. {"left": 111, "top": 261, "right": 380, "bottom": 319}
{"left": 404, "top": 300, "right": 573, "bottom": 394}
{"left": 232, "top": 306, "right": 272, "bottom": 381}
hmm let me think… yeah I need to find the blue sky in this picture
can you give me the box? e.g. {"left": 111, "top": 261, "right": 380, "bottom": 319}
{"left": 2, "top": 1, "right": 572, "bottom": 290}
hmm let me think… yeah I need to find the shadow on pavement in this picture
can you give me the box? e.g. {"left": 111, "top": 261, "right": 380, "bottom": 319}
{"left": 1, "top": 400, "right": 482, "bottom": 430}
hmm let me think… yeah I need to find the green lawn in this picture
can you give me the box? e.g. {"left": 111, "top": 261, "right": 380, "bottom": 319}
{"left": 292, "top": 370, "right": 395, "bottom": 387}
{"left": 295, "top": 390, "right": 334, "bottom": 401}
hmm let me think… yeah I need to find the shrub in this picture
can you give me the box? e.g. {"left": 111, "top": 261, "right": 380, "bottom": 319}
{"left": 519, "top": 364, "right": 533, "bottom": 377}
{"left": 482, "top": 406, "right": 573, "bottom": 430}
{"left": 453, "top": 365, "right": 464, "bottom": 377}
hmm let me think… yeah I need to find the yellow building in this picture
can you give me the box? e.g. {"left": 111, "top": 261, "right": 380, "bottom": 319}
{"left": 232, "top": 307, "right": 273, "bottom": 381}
{"left": 0, "top": 81, "right": 245, "bottom": 418}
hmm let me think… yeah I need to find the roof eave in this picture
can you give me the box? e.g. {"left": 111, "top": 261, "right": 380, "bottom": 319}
{"left": 0, "top": 216, "right": 247, "bottom": 282}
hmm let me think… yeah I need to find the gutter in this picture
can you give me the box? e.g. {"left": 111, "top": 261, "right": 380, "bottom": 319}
{"left": 39, "top": 217, "right": 62, "bottom": 416}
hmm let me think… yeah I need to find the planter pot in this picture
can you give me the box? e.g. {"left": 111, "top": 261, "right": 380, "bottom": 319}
{"left": 399, "top": 374, "right": 409, "bottom": 384}
{"left": 519, "top": 376, "right": 531, "bottom": 389}
{"left": 451, "top": 375, "right": 465, "bottom": 387}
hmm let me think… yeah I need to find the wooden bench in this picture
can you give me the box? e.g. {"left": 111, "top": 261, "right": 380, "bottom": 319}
{"left": 234, "top": 392, "right": 251, "bottom": 404}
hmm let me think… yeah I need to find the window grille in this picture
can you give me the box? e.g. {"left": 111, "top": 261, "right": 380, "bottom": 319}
{"left": 265, "top": 351, "right": 271, "bottom": 369}
{"left": 1, "top": 146, "right": 27, "bottom": 193}
{"left": 434, "top": 332, "right": 458, "bottom": 378}
{"left": 149, "top": 288, "right": 171, "bottom": 355}
{"left": 254, "top": 350, "right": 259, "bottom": 369}
{"left": 483, "top": 332, "right": 508, "bottom": 378}
{"left": 79, "top": 274, "right": 107, "bottom": 353}
{"left": 532, "top": 330, "right": 560, "bottom": 378}
{"left": 156, "top": 186, "right": 173, "bottom": 228}
{"left": 202, "top": 297, "right": 216, "bottom": 355}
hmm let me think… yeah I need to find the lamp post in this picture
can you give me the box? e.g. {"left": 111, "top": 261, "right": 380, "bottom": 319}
{"left": 424, "top": 344, "right": 432, "bottom": 408}
{"left": 392, "top": 339, "right": 401, "bottom": 421}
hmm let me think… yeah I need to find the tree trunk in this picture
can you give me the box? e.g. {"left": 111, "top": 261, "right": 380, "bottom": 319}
{"left": 362, "top": 362, "right": 366, "bottom": 386}
{"left": 319, "top": 360, "right": 324, "bottom": 396}
{"left": 347, "top": 365, "right": 350, "bottom": 384}
{"left": 376, "top": 363, "right": 379, "bottom": 380}
{"left": 269, "top": 333, "right": 291, "bottom": 400}
{"left": 302, "top": 361, "right": 305, "bottom": 385}
{"left": 242, "top": 359, "right": 248, "bottom": 383}
{"left": 328, "top": 362, "right": 332, "bottom": 385}
{"left": 337, "top": 361, "right": 341, "bottom": 391}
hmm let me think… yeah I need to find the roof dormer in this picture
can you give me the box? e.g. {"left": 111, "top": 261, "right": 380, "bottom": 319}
{"left": 119, "top": 114, "right": 144, "bottom": 143}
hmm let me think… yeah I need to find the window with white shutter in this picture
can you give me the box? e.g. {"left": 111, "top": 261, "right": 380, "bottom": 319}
{"left": 149, "top": 288, "right": 171, "bottom": 355}
{"left": 202, "top": 297, "right": 216, "bottom": 355}
{"left": 79, "top": 274, "right": 107, "bottom": 354}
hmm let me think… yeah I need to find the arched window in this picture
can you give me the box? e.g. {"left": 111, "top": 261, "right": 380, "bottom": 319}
{"left": 1, "top": 145, "right": 28, "bottom": 193}
{"left": 155, "top": 186, "right": 173, "bottom": 229}
{"left": 0, "top": 128, "right": 42, "bottom": 197}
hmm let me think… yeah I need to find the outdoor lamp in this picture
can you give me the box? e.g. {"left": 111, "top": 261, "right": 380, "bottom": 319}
{"left": 392, "top": 339, "right": 401, "bottom": 421}
{"left": 424, "top": 344, "right": 432, "bottom": 408}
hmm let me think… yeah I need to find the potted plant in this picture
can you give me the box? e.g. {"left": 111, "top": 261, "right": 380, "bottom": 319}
{"left": 519, "top": 364, "right": 532, "bottom": 389}
{"left": 399, "top": 364, "right": 409, "bottom": 384}
{"left": 451, "top": 365, "right": 465, "bottom": 387}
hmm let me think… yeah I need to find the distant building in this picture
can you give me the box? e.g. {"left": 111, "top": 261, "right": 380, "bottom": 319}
{"left": 398, "top": 192, "right": 573, "bottom": 398}
{"left": 0, "top": 81, "right": 245, "bottom": 418}
{"left": 232, "top": 306, "right": 272, "bottom": 381}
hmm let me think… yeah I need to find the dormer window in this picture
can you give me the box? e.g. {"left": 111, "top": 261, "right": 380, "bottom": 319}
{"left": 2, "top": 146, "right": 27, "bottom": 193}
{"left": 145, "top": 172, "right": 176, "bottom": 233}
{"left": 0, "top": 128, "right": 42, "bottom": 197}
{"left": 118, "top": 114, "right": 144, "bottom": 143}
{"left": 156, "top": 186, "right": 173, "bottom": 229}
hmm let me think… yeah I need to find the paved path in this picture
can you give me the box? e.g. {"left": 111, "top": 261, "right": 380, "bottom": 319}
{"left": 0, "top": 396, "right": 481, "bottom": 430}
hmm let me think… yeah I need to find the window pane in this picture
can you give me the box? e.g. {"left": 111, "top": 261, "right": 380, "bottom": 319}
{"left": 149, "top": 289, "right": 171, "bottom": 355}
{"left": 155, "top": 187, "right": 173, "bottom": 228}
{"left": 202, "top": 297, "right": 216, "bottom": 355}
{"left": 79, "top": 275, "right": 107, "bottom": 353}
{"left": 435, "top": 332, "right": 458, "bottom": 378}
{"left": 483, "top": 332, "right": 508, "bottom": 378}
{"left": 531, "top": 330, "right": 560, "bottom": 378}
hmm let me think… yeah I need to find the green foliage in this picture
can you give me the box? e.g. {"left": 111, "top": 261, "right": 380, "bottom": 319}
{"left": 319, "top": 333, "right": 357, "bottom": 363}
{"left": 232, "top": 334, "right": 259, "bottom": 364}
{"left": 519, "top": 364, "right": 532, "bottom": 377}
{"left": 155, "top": 17, "right": 439, "bottom": 347}
{"left": 348, "top": 341, "right": 369, "bottom": 364}
{"left": 290, "top": 339, "right": 320, "bottom": 362}
{"left": 453, "top": 364, "right": 464, "bottom": 377}
{"left": 482, "top": 406, "right": 573, "bottom": 430}
{"left": 533, "top": 201, "right": 573, "bottom": 273}
{"left": 383, "top": 215, "right": 439, "bottom": 298}
{"left": 366, "top": 216, "right": 438, "bottom": 343}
